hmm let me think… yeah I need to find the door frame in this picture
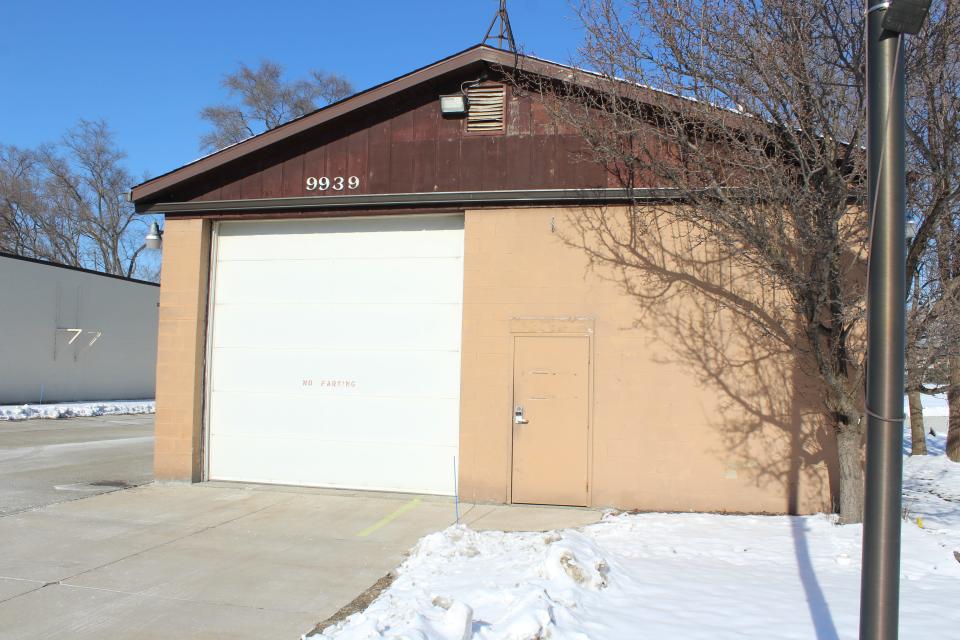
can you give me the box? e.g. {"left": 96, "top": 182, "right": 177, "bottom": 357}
{"left": 200, "top": 220, "right": 221, "bottom": 482}
{"left": 506, "top": 317, "right": 595, "bottom": 506}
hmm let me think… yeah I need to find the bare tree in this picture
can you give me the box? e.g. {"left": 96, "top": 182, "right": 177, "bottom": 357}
{"left": 938, "top": 221, "right": 960, "bottom": 461}
{"left": 904, "top": 246, "right": 958, "bottom": 454}
{"left": 522, "top": 0, "right": 871, "bottom": 522}
{"left": 528, "top": 0, "right": 960, "bottom": 520}
{"left": 904, "top": 256, "right": 934, "bottom": 455}
{"left": 904, "top": 261, "right": 927, "bottom": 453}
{"left": 199, "top": 60, "right": 353, "bottom": 152}
{"left": 0, "top": 146, "right": 51, "bottom": 259}
{"left": 0, "top": 120, "right": 153, "bottom": 279}
{"left": 905, "top": 0, "right": 960, "bottom": 460}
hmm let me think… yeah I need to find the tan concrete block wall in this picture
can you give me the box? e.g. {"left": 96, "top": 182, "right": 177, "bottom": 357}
{"left": 154, "top": 218, "right": 211, "bottom": 481}
{"left": 458, "top": 207, "right": 835, "bottom": 514}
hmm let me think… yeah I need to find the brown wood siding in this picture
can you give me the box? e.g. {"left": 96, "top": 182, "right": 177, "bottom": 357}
{"left": 161, "top": 72, "right": 626, "bottom": 205}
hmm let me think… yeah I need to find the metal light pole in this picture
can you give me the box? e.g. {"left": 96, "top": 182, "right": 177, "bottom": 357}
{"left": 861, "top": 1, "right": 930, "bottom": 638}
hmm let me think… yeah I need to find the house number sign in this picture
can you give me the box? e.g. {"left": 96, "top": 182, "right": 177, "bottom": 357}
{"left": 305, "top": 176, "right": 360, "bottom": 191}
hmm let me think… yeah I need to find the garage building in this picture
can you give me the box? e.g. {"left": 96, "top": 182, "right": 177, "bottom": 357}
{"left": 0, "top": 252, "right": 158, "bottom": 404}
{"left": 131, "top": 46, "right": 835, "bottom": 513}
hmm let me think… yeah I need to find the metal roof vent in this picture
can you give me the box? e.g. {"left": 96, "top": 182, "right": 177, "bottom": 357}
{"left": 466, "top": 83, "right": 506, "bottom": 133}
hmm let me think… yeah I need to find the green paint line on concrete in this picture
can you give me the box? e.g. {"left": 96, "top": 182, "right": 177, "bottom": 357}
{"left": 356, "top": 498, "right": 422, "bottom": 537}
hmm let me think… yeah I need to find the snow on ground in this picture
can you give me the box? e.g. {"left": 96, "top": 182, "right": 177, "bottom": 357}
{"left": 317, "top": 438, "right": 959, "bottom": 639}
{"left": 904, "top": 431, "right": 960, "bottom": 557}
{"left": 0, "top": 399, "right": 155, "bottom": 421}
{"left": 904, "top": 392, "right": 949, "bottom": 417}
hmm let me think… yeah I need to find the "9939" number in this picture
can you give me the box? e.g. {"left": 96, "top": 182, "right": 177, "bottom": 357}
{"left": 305, "top": 176, "right": 360, "bottom": 191}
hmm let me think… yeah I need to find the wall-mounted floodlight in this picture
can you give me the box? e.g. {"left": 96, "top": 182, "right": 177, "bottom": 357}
{"left": 145, "top": 220, "right": 163, "bottom": 250}
{"left": 439, "top": 94, "right": 469, "bottom": 115}
{"left": 881, "top": 0, "right": 932, "bottom": 34}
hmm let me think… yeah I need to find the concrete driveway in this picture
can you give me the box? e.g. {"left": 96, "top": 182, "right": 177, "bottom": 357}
{"left": 0, "top": 455, "right": 599, "bottom": 639}
{"left": 0, "top": 414, "right": 153, "bottom": 515}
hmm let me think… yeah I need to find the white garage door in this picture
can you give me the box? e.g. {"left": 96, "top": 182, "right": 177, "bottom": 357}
{"left": 206, "top": 215, "right": 464, "bottom": 494}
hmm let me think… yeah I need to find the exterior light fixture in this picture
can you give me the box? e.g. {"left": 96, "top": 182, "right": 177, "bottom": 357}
{"left": 881, "top": 0, "right": 932, "bottom": 34}
{"left": 145, "top": 220, "right": 163, "bottom": 250}
{"left": 439, "top": 94, "right": 468, "bottom": 116}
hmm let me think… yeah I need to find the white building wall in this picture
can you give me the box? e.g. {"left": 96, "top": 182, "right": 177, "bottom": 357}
{"left": 0, "top": 255, "right": 159, "bottom": 404}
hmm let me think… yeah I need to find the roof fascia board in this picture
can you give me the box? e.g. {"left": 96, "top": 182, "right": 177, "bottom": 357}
{"left": 135, "top": 188, "right": 686, "bottom": 214}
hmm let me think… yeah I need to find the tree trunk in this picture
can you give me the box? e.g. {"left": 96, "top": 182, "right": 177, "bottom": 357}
{"left": 837, "top": 424, "right": 865, "bottom": 524}
{"left": 906, "top": 265, "right": 926, "bottom": 455}
{"left": 908, "top": 388, "right": 927, "bottom": 455}
{"left": 947, "top": 355, "right": 960, "bottom": 462}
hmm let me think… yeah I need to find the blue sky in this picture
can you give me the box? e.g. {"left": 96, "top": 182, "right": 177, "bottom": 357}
{"left": 1, "top": 1, "right": 587, "bottom": 182}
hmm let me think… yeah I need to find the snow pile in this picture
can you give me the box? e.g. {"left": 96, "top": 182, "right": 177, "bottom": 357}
{"left": 316, "top": 437, "right": 960, "bottom": 639}
{"left": 0, "top": 399, "right": 155, "bottom": 421}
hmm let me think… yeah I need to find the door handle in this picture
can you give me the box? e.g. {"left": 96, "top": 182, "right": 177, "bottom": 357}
{"left": 514, "top": 405, "right": 528, "bottom": 424}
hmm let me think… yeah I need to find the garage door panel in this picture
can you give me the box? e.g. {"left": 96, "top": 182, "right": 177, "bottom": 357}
{"left": 213, "top": 257, "right": 464, "bottom": 305}
{"left": 209, "top": 394, "right": 459, "bottom": 445}
{"left": 211, "top": 303, "right": 463, "bottom": 351}
{"left": 207, "top": 215, "right": 464, "bottom": 495}
{"left": 210, "top": 349, "right": 460, "bottom": 398}
{"left": 208, "top": 435, "right": 457, "bottom": 494}
{"left": 217, "top": 217, "right": 465, "bottom": 261}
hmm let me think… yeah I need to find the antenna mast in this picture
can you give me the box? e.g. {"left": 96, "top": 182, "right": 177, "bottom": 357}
{"left": 482, "top": 0, "right": 517, "bottom": 53}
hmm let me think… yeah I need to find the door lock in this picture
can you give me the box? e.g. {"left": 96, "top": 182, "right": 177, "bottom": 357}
{"left": 514, "top": 405, "right": 528, "bottom": 424}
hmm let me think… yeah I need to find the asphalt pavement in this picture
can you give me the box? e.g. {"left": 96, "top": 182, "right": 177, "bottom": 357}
{"left": 0, "top": 414, "right": 153, "bottom": 515}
